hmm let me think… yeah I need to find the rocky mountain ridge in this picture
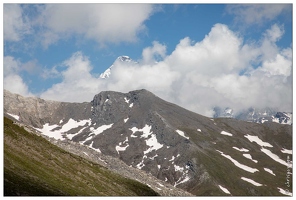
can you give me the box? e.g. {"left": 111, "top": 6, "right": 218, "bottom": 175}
{"left": 4, "top": 89, "right": 293, "bottom": 196}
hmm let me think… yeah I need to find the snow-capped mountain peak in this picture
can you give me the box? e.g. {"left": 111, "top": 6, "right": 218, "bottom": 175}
{"left": 117, "top": 55, "right": 132, "bottom": 62}
{"left": 99, "top": 66, "right": 112, "bottom": 79}
{"left": 99, "top": 55, "right": 134, "bottom": 79}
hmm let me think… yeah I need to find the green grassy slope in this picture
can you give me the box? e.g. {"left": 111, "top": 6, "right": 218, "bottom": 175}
{"left": 4, "top": 117, "right": 159, "bottom": 196}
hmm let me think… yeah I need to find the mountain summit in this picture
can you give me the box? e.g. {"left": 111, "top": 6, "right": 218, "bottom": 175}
{"left": 99, "top": 56, "right": 135, "bottom": 79}
{"left": 4, "top": 89, "right": 293, "bottom": 196}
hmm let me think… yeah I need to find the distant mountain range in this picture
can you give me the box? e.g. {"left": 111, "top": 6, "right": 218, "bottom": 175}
{"left": 214, "top": 107, "right": 292, "bottom": 125}
{"left": 4, "top": 89, "right": 292, "bottom": 196}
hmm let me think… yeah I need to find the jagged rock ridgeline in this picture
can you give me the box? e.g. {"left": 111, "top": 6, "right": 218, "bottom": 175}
{"left": 4, "top": 89, "right": 293, "bottom": 196}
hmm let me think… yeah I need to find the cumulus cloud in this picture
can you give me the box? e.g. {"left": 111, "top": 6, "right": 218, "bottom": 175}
{"left": 141, "top": 41, "right": 167, "bottom": 64}
{"left": 3, "top": 4, "right": 32, "bottom": 41}
{"left": 40, "top": 52, "right": 105, "bottom": 102}
{"left": 226, "top": 4, "right": 291, "bottom": 26}
{"left": 34, "top": 4, "right": 155, "bottom": 47}
{"left": 39, "top": 23, "right": 292, "bottom": 117}
{"left": 3, "top": 56, "right": 33, "bottom": 96}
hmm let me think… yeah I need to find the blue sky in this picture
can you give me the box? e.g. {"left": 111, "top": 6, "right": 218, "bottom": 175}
{"left": 2, "top": 3, "right": 293, "bottom": 117}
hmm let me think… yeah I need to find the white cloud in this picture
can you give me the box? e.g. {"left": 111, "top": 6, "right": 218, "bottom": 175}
{"left": 3, "top": 4, "right": 32, "bottom": 41}
{"left": 108, "top": 61, "right": 180, "bottom": 98}
{"left": 260, "top": 48, "right": 292, "bottom": 77}
{"left": 141, "top": 41, "right": 167, "bottom": 64}
{"left": 3, "top": 56, "right": 32, "bottom": 96}
{"left": 40, "top": 52, "right": 105, "bottom": 102}
{"left": 39, "top": 23, "right": 292, "bottom": 117}
{"left": 35, "top": 4, "right": 155, "bottom": 47}
{"left": 264, "top": 24, "right": 285, "bottom": 43}
{"left": 226, "top": 4, "right": 291, "bottom": 26}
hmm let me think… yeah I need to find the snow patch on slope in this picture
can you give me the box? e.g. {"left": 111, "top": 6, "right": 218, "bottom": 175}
{"left": 124, "top": 97, "right": 130, "bottom": 103}
{"left": 281, "top": 148, "right": 292, "bottom": 154}
{"left": 218, "top": 185, "right": 231, "bottom": 194}
{"left": 277, "top": 187, "right": 292, "bottom": 196}
{"left": 84, "top": 123, "right": 114, "bottom": 142}
{"left": 243, "top": 154, "right": 258, "bottom": 163}
{"left": 216, "top": 150, "right": 259, "bottom": 173}
{"left": 220, "top": 130, "right": 233, "bottom": 136}
{"left": 116, "top": 137, "right": 129, "bottom": 154}
{"left": 241, "top": 177, "right": 263, "bottom": 186}
{"left": 233, "top": 147, "right": 249, "bottom": 152}
{"left": 176, "top": 129, "right": 189, "bottom": 139}
{"left": 264, "top": 168, "right": 276, "bottom": 176}
{"left": 244, "top": 135, "right": 273, "bottom": 147}
{"left": 130, "top": 124, "right": 163, "bottom": 169}
{"left": 261, "top": 148, "right": 292, "bottom": 168}
{"left": 36, "top": 118, "right": 92, "bottom": 140}
{"left": 36, "top": 123, "right": 61, "bottom": 140}
{"left": 7, "top": 113, "right": 20, "bottom": 120}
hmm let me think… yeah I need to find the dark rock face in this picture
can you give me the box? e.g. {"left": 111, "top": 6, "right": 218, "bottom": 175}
{"left": 4, "top": 89, "right": 293, "bottom": 196}
{"left": 274, "top": 112, "right": 292, "bottom": 124}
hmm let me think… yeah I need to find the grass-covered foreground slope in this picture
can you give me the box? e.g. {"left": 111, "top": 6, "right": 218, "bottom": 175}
{"left": 4, "top": 117, "right": 159, "bottom": 196}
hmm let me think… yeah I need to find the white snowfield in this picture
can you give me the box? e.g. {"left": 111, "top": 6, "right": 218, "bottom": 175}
{"left": 233, "top": 147, "right": 249, "bottom": 152}
{"left": 220, "top": 131, "right": 233, "bottom": 136}
{"left": 144, "top": 134, "right": 163, "bottom": 154}
{"left": 130, "top": 124, "right": 152, "bottom": 138}
{"left": 124, "top": 97, "right": 130, "bottom": 103}
{"left": 130, "top": 124, "right": 190, "bottom": 186}
{"left": 84, "top": 123, "right": 114, "bottom": 142}
{"left": 216, "top": 150, "right": 259, "bottom": 173}
{"left": 243, "top": 154, "right": 258, "bottom": 163}
{"left": 218, "top": 185, "right": 231, "bottom": 194}
{"left": 244, "top": 134, "right": 273, "bottom": 147}
{"left": 67, "top": 126, "right": 87, "bottom": 140}
{"left": 7, "top": 113, "right": 20, "bottom": 120}
{"left": 116, "top": 143, "right": 129, "bottom": 154}
{"left": 174, "top": 162, "right": 191, "bottom": 187}
{"left": 169, "top": 155, "right": 176, "bottom": 162}
{"left": 174, "top": 174, "right": 190, "bottom": 187}
{"left": 116, "top": 137, "right": 129, "bottom": 154}
{"left": 130, "top": 124, "right": 163, "bottom": 169}
{"left": 261, "top": 148, "right": 292, "bottom": 168}
{"left": 36, "top": 118, "right": 91, "bottom": 140}
{"left": 36, "top": 123, "right": 61, "bottom": 140}
{"left": 123, "top": 97, "right": 133, "bottom": 107}
{"left": 241, "top": 177, "right": 263, "bottom": 186}
{"left": 281, "top": 148, "right": 292, "bottom": 154}
{"left": 88, "top": 141, "right": 102, "bottom": 153}
{"left": 277, "top": 187, "right": 292, "bottom": 196}
{"left": 124, "top": 117, "right": 129, "bottom": 123}
{"left": 176, "top": 129, "right": 189, "bottom": 139}
{"left": 174, "top": 164, "right": 184, "bottom": 172}
{"left": 264, "top": 168, "right": 276, "bottom": 176}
